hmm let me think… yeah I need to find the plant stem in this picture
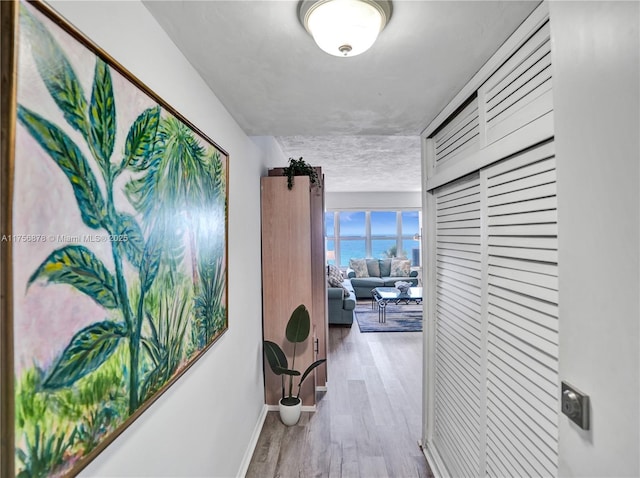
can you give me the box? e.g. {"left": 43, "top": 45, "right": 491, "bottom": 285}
{"left": 134, "top": 286, "right": 147, "bottom": 399}
{"left": 105, "top": 178, "right": 138, "bottom": 413}
{"left": 289, "top": 341, "right": 297, "bottom": 398}
{"left": 111, "top": 238, "right": 138, "bottom": 412}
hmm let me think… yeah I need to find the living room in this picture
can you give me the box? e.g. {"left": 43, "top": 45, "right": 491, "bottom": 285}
{"left": 1, "top": 1, "right": 638, "bottom": 478}
{"left": 324, "top": 205, "right": 423, "bottom": 328}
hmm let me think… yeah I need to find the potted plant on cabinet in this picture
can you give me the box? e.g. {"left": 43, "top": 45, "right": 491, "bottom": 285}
{"left": 282, "top": 157, "right": 320, "bottom": 190}
{"left": 263, "top": 304, "right": 326, "bottom": 426}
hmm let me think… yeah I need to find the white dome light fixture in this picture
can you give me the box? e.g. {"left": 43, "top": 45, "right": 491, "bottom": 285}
{"left": 299, "top": 0, "right": 392, "bottom": 58}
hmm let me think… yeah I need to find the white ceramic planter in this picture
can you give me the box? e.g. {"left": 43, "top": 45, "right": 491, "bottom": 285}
{"left": 278, "top": 398, "right": 302, "bottom": 426}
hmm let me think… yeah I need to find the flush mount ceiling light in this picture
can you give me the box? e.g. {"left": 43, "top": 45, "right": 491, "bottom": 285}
{"left": 299, "top": 0, "right": 392, "bottom": 57}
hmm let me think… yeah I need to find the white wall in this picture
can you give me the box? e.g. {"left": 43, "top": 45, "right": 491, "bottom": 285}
{"left": 551, "top": 2, "right": 640, "bottom": 476}
{"left": 251, "top": 136, "right": 287, "bottom": 173}
{"left": 49, "top": 2, "right": 284, "bottom": 476}
{"left": 326, "top": 191, "right": 422, "bottom": 210}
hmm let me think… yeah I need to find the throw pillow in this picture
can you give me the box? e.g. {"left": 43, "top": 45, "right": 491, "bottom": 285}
{"left": 366, "top": 259, "right": 381, "bottom": 278}
{"left": 379, "top": 258, "right": 392, "bottom": 277}
{"left": 327, "top": 264, "right": 343, "bottom": 287}
{"left": 390, "top": 258, "right": 411, "bottom": 277}
{"left": 349, "top": 258, "right": 369, "bottom": 278}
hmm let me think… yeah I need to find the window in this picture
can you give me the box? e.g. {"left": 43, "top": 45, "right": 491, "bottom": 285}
{"left": 324, "top": 212, "right": 336, "bottom": 265}
{"left": 338, "top": 211, "right": 365, "bottom": 266}
{"left": 371, "top": 211, "right": 397, "bottom": 259}
{"left": 325, "top": 209, "right": 422, "bottom": 267}
{"left": 401, "top": 211, "right": 420, "bottom": 266}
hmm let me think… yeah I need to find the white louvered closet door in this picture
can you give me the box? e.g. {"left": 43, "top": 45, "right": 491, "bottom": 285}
{"left": 433, "top": 98, "right": 480, "bottom": 166}
{"left": 433, "top": 173, "right": 483, "bottom": 478}
{"left": 483, "top": 140, "right": 558, "bottom": 478}
{"left": 432, "top": 140, "right": 559, "bottom": 478}
{"left": 482, "top": 21, "right": 552, "bottom": 146}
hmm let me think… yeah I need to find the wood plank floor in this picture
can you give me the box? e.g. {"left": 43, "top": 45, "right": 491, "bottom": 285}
{"left": 246, "top": 316, "right": 433, "bottom": 478}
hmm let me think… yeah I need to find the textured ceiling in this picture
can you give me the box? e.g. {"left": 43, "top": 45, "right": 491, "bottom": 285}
{"left": 276, "top": 135, "right": 421, "bottom": 192}
{"left": 144, "top": 0, "right": 539, "bottom": 192}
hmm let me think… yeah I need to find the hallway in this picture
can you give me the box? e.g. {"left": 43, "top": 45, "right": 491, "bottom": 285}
{"left": 247, "top": 321, "right": 432, "bottom": 477}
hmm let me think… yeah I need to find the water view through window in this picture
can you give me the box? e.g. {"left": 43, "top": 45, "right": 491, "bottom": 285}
{"left": 325, "top": 210, "right": 421, "bottom": 267}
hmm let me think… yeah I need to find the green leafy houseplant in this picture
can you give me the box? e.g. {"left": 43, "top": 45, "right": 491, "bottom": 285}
{"left": 282, "top": 157, "right": 320, "bottom": 190}
{"left": 263, "top": 305, "right": 326, "bottom": 408}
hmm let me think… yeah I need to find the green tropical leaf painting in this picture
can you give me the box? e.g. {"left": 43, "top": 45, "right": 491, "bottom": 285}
{"left": 17, "top": 105, "right": 107, "bottom": 229}
{"left": 12, "top": 2, "right": 228, "bottom": 475}
{"left": 28, "top": 245, "right": 119, "bottom": 310}
{"left": 140, "top": 228, "right": 163, "bottom": 293}
{"left": 88, "top": 57, "right": 116, "bottom": 177}
{"left": 123, "top": 106, "right": 161, "bottom": 172}
{"left": 19, "top": 4, "right": 88, "bottom": 134}
{"left": 42, "top": 321, "right": 128, "bottom": 390}
{"left": 115, "top": 213, "right": 145, "bottom": 269}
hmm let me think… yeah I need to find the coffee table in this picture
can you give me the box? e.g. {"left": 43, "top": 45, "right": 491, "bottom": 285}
{"left": 371, "top": 287, "right": 423, "bottom": 323}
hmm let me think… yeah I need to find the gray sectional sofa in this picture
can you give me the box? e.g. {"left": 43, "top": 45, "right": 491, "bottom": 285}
{"left": 347, "top": 258, "right": 418, "bottom": 299}
{"left": 327, "top": 280, "right": 356, "bottom": 326}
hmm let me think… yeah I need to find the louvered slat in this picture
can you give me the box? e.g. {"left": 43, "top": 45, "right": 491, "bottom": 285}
{"left": 488, "top": 256, "right": 557, "bottom": 276}
{"left": 434, "top": 173, "right": 482, "bottom": 478}
{"left": 488, "top": 322, "right": 558, "bottom": 373}
{"left": 488, "top": 209, "right": 557, "bottom": 226}
{"left": 485, "top": 39, "right": 551, "bottom": 117}
{"left": 483, "top": 22, "right": 553, "bottom": 145}
{"left": 488, "top": 245, "right": 557, "bottom": 263}
{"left": 434, "top": 98, "right": 481, "bottom": 165}
{"left": 485, "top": 141, "right": 559, "bottom": 477}
{"left": 488, "top": 374, "right": 558, "bottom": 441}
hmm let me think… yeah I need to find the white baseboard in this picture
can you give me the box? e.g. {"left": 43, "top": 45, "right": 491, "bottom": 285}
{"left": 236, "top": 404, "right": 268, "bottom": 478}
{"left": 316, "top": 385, "right": 327, "bottom": 392}
{"left": 421, "top": 441, "right": 447, "bottom": 478}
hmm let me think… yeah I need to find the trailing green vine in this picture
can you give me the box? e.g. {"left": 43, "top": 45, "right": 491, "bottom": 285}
{"left": 282, "top": 157, "right": 320, "bottom": 190}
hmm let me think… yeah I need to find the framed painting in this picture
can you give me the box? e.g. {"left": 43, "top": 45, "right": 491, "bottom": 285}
{"left": 0, "top": 1, "right": 229, "bottom": 476}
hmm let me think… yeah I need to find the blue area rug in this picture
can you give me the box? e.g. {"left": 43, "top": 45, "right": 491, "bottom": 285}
{"left": 354, "top": 302, "right": 423, "bottom": 333}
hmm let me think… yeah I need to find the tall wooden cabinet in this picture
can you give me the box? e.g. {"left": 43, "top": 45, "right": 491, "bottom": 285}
{"left": 261, "top": 168, "right": 327, "bottom": 407}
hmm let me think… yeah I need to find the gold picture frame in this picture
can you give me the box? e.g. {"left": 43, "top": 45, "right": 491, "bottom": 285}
{"left": 1, "top": 1, "right": 229, "bottom": 475}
